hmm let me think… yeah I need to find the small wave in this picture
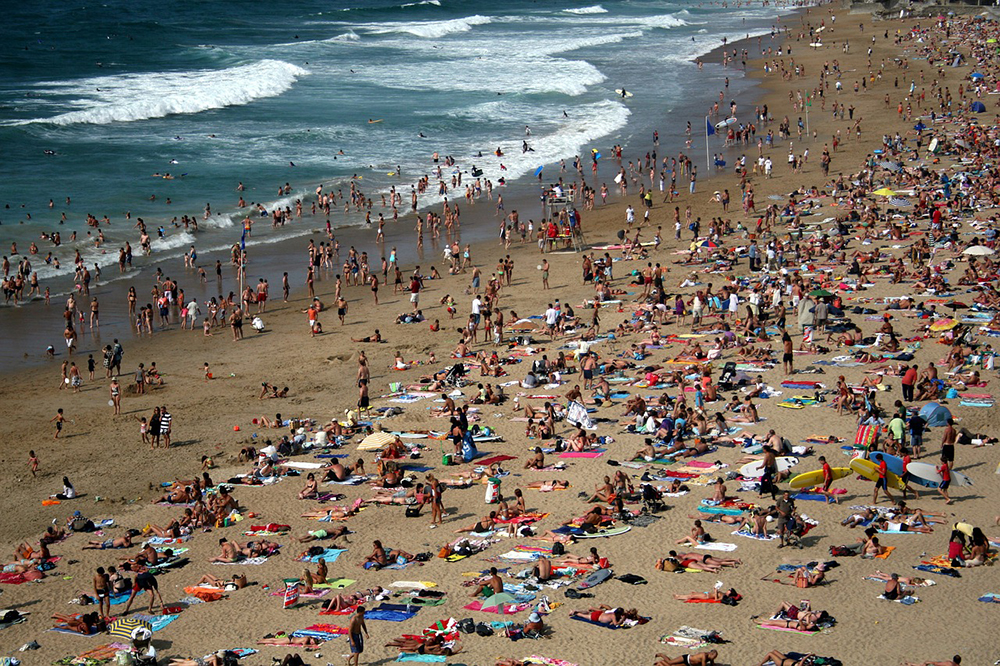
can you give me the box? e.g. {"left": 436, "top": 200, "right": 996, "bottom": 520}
{"left": 643, "top": 14, "right": 689, "bottom": 29}
{"left": 11, "top": 60, "right": 309, "bottom": 126}
{"left": 360, "top": 14, "right": 491, "bottom": 39}
{"left": 331, "top": 30, "right": 361, "bottom": 42}
{"left": 564, "top": 5, "right": 607, "bottom": 14}
{"left": 401, "top": 0, "right": 442, "bottom": 6}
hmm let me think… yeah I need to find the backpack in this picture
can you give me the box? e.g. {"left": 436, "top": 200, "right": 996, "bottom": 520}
{"left": 829, "top": 545, "right": 853, "bottom": 557}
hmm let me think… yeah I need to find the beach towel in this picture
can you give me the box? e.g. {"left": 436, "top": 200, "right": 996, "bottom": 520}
{"left": 559, "top": 450, "right": 605, "bottom": 459}
{"left": 365, "top": 609, "right": 418, "bottom": 622}
{"left": 977, "top": 593, "right": 1000, "bottom": 603}
{"left": 733, "top": 529, "right": 776, "bottom": 541}
{"left": 695, "top": 542, "right": 738, "bottom": 552}
{"left": 323, "top": 476, "right": 366, "bottom": 485}
{"left": 865, "top": 546, "right": 896, "bottom": 560}
{"left": 464, "top": 600, "right": 533, "bottom": 614}
{"left": 314, "top": 578, "right": 356, "bottom": 590}
{"left": 214, "top": 556, "right": 270, "bottom": 566}
{"left": 297, "top": 548, "right": 347, "bottom": 563}
{"left": 389, "top": 581, "right": 437, "bottom": 590}
{"left": 133, "top": 613, "right": 180, "bottom": 632}
{"left": 475, "top": 455, "right": 518, "bottom": 466}
{"left": 147, "top": 536, "right": 190, "bottom": 545}
{"left": 270, "top": 588, "right": 329, "bottom": 599}
{"left": 397, "top": 654, "right": 447, "bottom": 663}
{"left": 524, "top": 657, "right": 579, "bottom": 666}
{"left": 913, "top": 564, "right": 961, "bottom": 577}
{"left": 878, "top": 594, "right": 919, "bottom": 605}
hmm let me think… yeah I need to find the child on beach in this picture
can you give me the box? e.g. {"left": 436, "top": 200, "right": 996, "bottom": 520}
{"left": 29, "top": 450, "right": 39, "bottom": 477}
{"left": 51, "top": 408, "right": 66, "bottom": 439}
{"left": 136, "top": 416, "right": 149, "bottom": 446}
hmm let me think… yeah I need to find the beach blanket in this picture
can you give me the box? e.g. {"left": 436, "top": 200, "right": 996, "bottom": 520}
{"left": 733, "top": 529, "right": 776, "bottom": 541}
{"left": 475, "top": 455, "right": 518, "bottom": 466}
{"left": 397, "top": 654, "right": 448, "bottom": 663}
{"left": 878, "top": 594, "right": 919, "bottom": 605}
{"left": 214, "top": 556, "right": 270, "bottom": 566}
{"left": 464, "top": 600, "right": 533, "bottom": 614}
{"left": 270, "top": 588, "right": 329, "bottom": 599}
{"left": 133, "top": 613, "right": 180, "bottom": 632}
{"left": 559, "top": 450, "right": 605, "bottom": 459}
{"left": 297, "top": 548, "right": 347, "bottom": 563}
{"left": 977, "top": 593, "right": 1000, "bottom": 603}
{"left": 314, "top": 578, "right": 356, "bottom": 590}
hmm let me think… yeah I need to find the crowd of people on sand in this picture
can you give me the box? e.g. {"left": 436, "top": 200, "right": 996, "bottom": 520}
{"left": 10, "top": 7, "right": 1000, "bottom": 666}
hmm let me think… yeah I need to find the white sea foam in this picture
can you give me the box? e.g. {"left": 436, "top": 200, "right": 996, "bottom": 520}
{"left": 564, "top": 5, "right": 607, "bottom": 14}
{"left": 12, "top": 60, "right": 309, "bottom": 126}
{"left": 353, "top": 55, "right": 605, "bottom": 96}
{"left": 331, "top": 30, "right": 361, "bottom": 42}
{"left": 359, "top": 15, "right": 491, "bottom": 39}
{"left": 401, "top": 0, "right": 442, "bottom": 7}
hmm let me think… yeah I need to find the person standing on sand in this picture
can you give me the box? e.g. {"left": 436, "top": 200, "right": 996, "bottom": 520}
{"left": 347, "top": 606, "right": 368, "bottom": 666}
{"left": 110, "top": 378, "right": 121, "bottom": 415}
{"left": 51, "top": 408, "right": 66, "bottom": 439}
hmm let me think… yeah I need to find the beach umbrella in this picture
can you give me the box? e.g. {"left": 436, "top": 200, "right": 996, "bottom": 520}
{"left": 889, "top": 197, "right": 912, "bottom": 207}
{"left": 970, "top": 72, "right": 985, "bottom": 80}
{"left": 963, "top": 245, "right": 996, "bottom": 256}
{"left": 699, "top": 240, "right": 719, "bottom": 248}
{"left": 108, "top": 617, "right": 152, "bottom": 641}
{"left": 944, "top": 301, "right": 969, "bottom": 310}
{"left": 358, "top": 431, "right": 395, "bottom": 451}
{"left": 809, "top": 288, "right": 833, "bottom": 298}
{"left": 970, "top": 101, "right": 987, "bottom": 113}
{"left": 929, "top": 318, "right": 958, "bottom": 332}
{"left": 477, "top": 592, "right": 520, "bottom": 614}
{"left": 872, "top": 187, "right": 896, "bottom": 197}
{"left": 988, "top": 38, "right": 997, "bottom": 43}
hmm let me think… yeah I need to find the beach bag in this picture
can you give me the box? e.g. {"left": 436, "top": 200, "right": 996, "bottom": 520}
{"left": 829, "top": 545, "right": 852, "bottom": 557}
{"left": 438, "top": 546, "right": 451, "bottom": 559}
{"left": 457, "top": 618, "right": 476, "bottom": 634}
{"left": 405, "top": 506, "right": 422, "bottom": 518}
{"left": 475, "top": 622, "right": 494, "bottom": 637}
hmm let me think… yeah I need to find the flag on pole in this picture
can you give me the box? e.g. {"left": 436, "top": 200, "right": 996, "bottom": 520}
{"left": 706, "top": 117, "right": 715, "bottom": 136}
{"left": 240, "top": 227, "right": 247, "bottom": 252}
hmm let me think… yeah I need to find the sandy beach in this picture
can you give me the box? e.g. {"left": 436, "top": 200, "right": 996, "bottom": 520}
{"left": 2, "top": 4, "right": 1000, "bottom": 666}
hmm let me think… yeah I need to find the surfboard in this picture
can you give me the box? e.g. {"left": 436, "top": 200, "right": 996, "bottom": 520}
{"left": 613, "top": 173, "right": 623, "bottom": 184}
{"left": 809, "top": 42, "right": 823, "bottom": 47}
{"left": 868, "top": 452, "right": 934, "bottom": 488}
{"left": 787, "top": 467, "right": 851, "bottom": 490}
{"left": 614, "top": 89, "right": 634, "bottom": 99}
{"left": 577, "top": 525, "right": 631, "bottom": 539}
{"left": 577, "top": 567, "right": 613, "bottom": 589}
{"left": 906, "top": 461, "right": 972, "bottom": 487}
{"left": 928, "top": 138, "right": 939, "bottom": 154}
{"left": 715, "top": 117, "right": 738, "bottom": 131}
{"left": 849, "top": 458, "right": 906, "bottom": 491}
{"left": 739, "top": 456, "right": 798, "bottom": 479}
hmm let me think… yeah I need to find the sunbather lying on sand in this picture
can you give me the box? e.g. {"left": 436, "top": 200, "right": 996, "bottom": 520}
{"left": 655, "top": 650, "right": 718, "bottom": 666}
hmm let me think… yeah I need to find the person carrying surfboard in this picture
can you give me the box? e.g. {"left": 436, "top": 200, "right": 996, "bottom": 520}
{"left": 818, "top": 457, "right": 838, "bottom": 504}
{"left": 873, "top": 455, "right": 895, "bottom": 504}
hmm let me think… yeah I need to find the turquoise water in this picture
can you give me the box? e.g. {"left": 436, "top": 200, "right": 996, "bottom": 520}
{"left": 0, "top": 0, "right": 786, "bottom": 286}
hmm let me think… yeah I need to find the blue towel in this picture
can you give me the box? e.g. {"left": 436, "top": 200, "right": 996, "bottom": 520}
{"left": 397, "top": 655, "right": 446, "bottom": 663}
{"left": 364, "top": 610, "right": 417, "bottom": 622}
{"left": 299, "top": 548, "right": 347, "bottom": 563}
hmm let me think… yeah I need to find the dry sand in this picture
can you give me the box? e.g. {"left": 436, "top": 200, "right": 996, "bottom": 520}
{"left": 1, "top": 5, "right": 997, "bottom": 666}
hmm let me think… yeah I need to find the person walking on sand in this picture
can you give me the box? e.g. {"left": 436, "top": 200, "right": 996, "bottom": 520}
{"left": 347, "top": 606, "right": 368, "bottom": 666}
{"left": 51, "top": 408, "right": 66, "bottom": 439}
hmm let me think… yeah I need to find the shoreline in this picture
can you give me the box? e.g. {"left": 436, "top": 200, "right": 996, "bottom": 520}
{"left": 0, "top": 10, "right": 793, "bottom": 375}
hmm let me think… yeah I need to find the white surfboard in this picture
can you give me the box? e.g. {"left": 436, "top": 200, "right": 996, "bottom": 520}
{"left": 906, "top": 461, "right": 972, "bottom": 487}
{"left": 615, "top": 89, "right": 634, "bottom": 99}
{"left": 739, "top": 456, "right": 798, "bottom": 479}
{"left": 715, "top": 116, "right": 738, "bottom": 131}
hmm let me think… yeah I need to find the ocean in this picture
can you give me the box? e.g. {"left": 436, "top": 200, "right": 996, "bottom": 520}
{"left": 0, "top": 0, "right": 793, "bottom": 367}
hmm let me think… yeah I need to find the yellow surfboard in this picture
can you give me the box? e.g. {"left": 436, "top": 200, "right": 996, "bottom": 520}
{"left": 788, "top": 466, "right": 851, "bottom": 490}
{"left": 849, "top": 457, "right": 906, "bottom": 491}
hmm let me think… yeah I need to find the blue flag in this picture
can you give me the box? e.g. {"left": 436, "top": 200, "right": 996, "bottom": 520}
{"left": 240, "top": 227, "right": 246, "bottom": 252}
{"left": 706, "top": 117, "right": 715, "bottom": 136}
